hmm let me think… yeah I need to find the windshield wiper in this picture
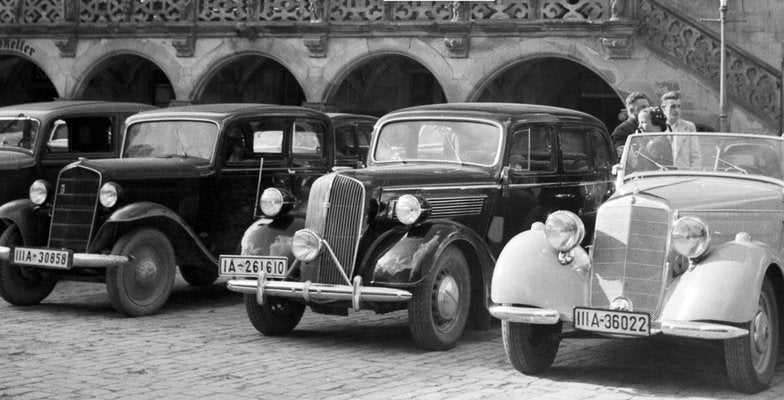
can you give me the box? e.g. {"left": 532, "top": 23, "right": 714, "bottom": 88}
{"left": 714, "top": 156, "right": 747, "bottom": 174}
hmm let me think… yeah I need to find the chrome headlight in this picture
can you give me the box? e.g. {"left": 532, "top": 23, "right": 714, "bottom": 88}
{"left": 99, "top": 182, "right": 121, "bottom": 208}
{"left": 545, "top": 211, "right": 585, "bottom": 251}
{"left": 29, "top": 180, "right": 51, "bottom": 206}
{"left": 395, "top": 195, "right": 428, "bottom": 225}
{"left": 671, "top": 216, "right": 710, "bottom": 258}
{"left": 259, "top": 188, "right": 294, "bottom": 217}
{"left": 291, "top": 229, "right": 323, "bottom": 262}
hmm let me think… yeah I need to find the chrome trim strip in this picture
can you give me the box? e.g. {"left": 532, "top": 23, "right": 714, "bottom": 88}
{"left": 226, "top": 279, "right": 412, "bottom": 303}
{"left": 657, "top": 320, "right": 749, "bottom": 339}
{"left": 488, "top": 305, "right": 561, "bottom": 324}
{"left": 384, "top": 184, "right": 502, "bottom": 192}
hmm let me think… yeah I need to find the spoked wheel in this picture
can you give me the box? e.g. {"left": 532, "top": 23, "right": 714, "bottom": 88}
{"left": 244, "top": 294, "right": 305, "bottom": 336}
{"left": 502, "top": 320, "right": 562, "bottom": 374}
{"left": 106, "top": 228, "right": 176, "bottom": 317}
{"left": 408, "top": 245, "right": 471, "bottom": 351}
{"left": 179, "top": 265, "right": 219, "bottom": 286}
{"left": 0, "top": 224, "right": 57, "bottom": 305}
{"left": 725, "top": 277, "right": 779, "bottom": 393}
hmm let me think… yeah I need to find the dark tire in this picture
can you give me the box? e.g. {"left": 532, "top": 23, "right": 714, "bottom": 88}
{"left": 178, "top": 265, "right": 219, "bottom": 286}
{"left": 502, "top": 320, "right": 562, "bottom": 374}
{"left": 244, "top": 294, "right": 305, "bottom": 335}
{"left": 408, "top": 245, "right": 471, "bottom": 351}
{"left": 725, "top": 277, "right": 779, "bottom": 393}
{"left": 106, "top": 228, "right": 176, "bottom": 317}
{"left": 0, "top": 225, "right": 57, "bottom": 305}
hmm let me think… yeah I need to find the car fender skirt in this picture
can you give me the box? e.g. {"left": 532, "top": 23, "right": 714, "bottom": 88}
{"left": 490, "top": 228, "right": 590, "bottom": 316}
{"left": 659, "top": 240, "right": 772, "bottom": 323}
{"left": 488, "top": 304, "right": 561, "bottom": 324}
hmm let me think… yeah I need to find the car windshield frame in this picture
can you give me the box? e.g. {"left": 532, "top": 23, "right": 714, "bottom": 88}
{"left": 621, "top": 132, "right": 784, "bottom": 182}
{"left": 0, "top": 116, "right": 41, "bottom": 153}
{"left": 122, "top": 118, "right": 220, "bottom": 165}
{"left": 371, "top": 117, "right": 504, "bottom": 167}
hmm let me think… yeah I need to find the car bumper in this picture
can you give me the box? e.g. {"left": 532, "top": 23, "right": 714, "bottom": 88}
{"left": 489, "top": 304, "right": 749, "bottom": 340}
{"left": 0, "top": 245, "right": 128, "bottom": 268}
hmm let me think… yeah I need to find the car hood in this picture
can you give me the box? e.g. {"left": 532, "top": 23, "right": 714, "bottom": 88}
{"left": 0, "top": 149, "right": 34, "bottom": 169}
{"left": 74, "top": 157, "right": 203, "bottom": 181}
{"left": 338, "top": 163, "right": 496, "bottom": 189}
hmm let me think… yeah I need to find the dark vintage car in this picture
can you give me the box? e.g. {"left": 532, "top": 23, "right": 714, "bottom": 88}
{"left": 0, "top": 100, "right": 155, "bottom": 206}
{"left": 226, "top": 103, "right": 616, "bottom": 350}
{"left": 490, "top": 132, "right": 784, "bottom": 393}
{"left": 0, "top": 104, "right": 370, "bottom": 317}
{"left": 328, "top": 112, "right": 377, "bottom": 168}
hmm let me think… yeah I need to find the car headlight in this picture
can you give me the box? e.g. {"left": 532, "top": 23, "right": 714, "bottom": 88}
{"left": 259, "top": 188, "right": 294, "bottom": 217}
{"left": 291, "top": 229, "right": 323, "bottom": 262}
{"left": 395, "top": 195, "right": 429, "bottom": 225}
{"left": 671, "top": 216, "right": 710, "bottom": 258}
{"left": 545, "top": 211, "right": 585, "bottom": 252}
{"left": 29, "top": 180, "right": 51, "bottom": 206}
{"left": 99, "top": 182, "right": 122, "bottom": 208}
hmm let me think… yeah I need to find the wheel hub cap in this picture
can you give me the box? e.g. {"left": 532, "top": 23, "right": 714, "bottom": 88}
{"left": 436, "top": 275, "right": 459, "bottom": 320}
{"left": 134, "top": 259, "right": 157, "bottom": 288}
{"left": 752, "top": 309, "right": 770, "bottom": 355}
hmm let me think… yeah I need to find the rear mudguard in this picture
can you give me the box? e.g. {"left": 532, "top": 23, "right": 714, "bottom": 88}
{"left": 0, "top": 199, "right": 49, "bottom": 246}
{"left": 659, "top": 238, "right": 781, "bottom": 324}
{"left": 490, "top": 222, "right": 591, "bottom": 316}
{"left": 91, "top": 202, "right": 217, "bottom": 267}
{"left": 239, "top": 216, "right": 305, "bottom": 266}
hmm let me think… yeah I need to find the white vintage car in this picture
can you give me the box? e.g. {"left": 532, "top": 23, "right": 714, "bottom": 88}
{"left": 489, "top": 132, "right": 784, "bottom": 393}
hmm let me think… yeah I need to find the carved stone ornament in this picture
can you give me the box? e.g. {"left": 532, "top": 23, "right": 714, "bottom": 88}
{"left": 610, "top": 0, "right": 627, "bottom": 21}
{"left": 444, "top": 35, "right": 468, "bottom": 58}
{"left": 54, "top": 36, "right": 77, "bottom": 58}
{"left": 303, "top": 35, "right": 327, "bottom": 58}
{"left": 172, "top": 36, "right": 195, "bottom": 57}
{"left": 600, "top": 36, "right": 632, "bottom": 59}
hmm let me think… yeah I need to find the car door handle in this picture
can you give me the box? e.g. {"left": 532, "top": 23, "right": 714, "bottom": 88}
{"left": 555, "top": 193, "right": 576, "bottom": 199}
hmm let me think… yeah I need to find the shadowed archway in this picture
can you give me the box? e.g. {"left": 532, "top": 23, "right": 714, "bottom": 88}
{"left": 196, "top": 55, "right": 305, "bottom": 105}
{"left": 79, "top": 54, "right": 173, "bottom": 106}
{"left": 0, "top": 55, "right": 58, "bottom": 106}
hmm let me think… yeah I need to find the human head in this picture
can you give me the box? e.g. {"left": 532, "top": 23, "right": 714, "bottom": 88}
{"left": 637, "top": 107, "right": 667, "bottom": 132}
{"left": 624, "top": 92, "right": 651, "bottom": 120}
{"left": 660, "top": 91, "right": 682, "bottom": 125}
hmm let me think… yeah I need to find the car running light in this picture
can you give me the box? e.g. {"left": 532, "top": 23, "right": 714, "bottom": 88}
{"left": 99, "top": 182, "right": 121, "bottom": 208}
{"left": 395, "top": 195, "right": 427, "bottom": 225}
{"left": 545, "top": 211, "right": 585, "bottom": 252}
{"left": 29, "top": 180, "right": 51, "bottom": 206}
{"left": 260, "top": 188, "right": 285, "bottom": 217}
{"left": 291, "top": 229, "right": 323, "bottom": 262}
{"left": 671, "top": 216, "right": 710, "bottom": 258}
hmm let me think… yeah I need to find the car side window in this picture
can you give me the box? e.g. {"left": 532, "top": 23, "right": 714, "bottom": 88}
{"left": 226, "top": 118, "right": 286, "bottom": 165}
{"left": 559, "top": 127, "right": 593, "bottom": 173}
{"left": 47, "top": 116, "right": 114, "bottom": 154}
{"left": 335, "top": 125, "right": 358, "bottom": 158}
{"left": 509, "top": 125, "right": 554, "bottom": 173}
{"left": 292, "top": 121, "right": 325, "bottom": 157}
{"left": 591, "top": 129, "right": 612, "bottom": 169}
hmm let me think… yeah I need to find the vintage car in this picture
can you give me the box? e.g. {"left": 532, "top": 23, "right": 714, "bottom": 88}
{"left": 489, "top": 132, "right": 784, "bottom": 393}
{"left": 0, "top": 104, "right": 370, "bottom": 317}
{"left": 225, "top": 103, "right": 616, "bottom": 350}
{"left": 327, "top": 112, "right": 377, "bottom": 168}
{"left": 0, "top": 100, "right": 155, "bottom": 206}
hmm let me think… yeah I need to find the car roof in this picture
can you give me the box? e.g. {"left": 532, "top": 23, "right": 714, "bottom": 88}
{"left": 126, "top": 103, "right": 331, "bottom": 124}
{"left": 382, "top": 102, "right": 604, "bottom": 127}
{"left": 0, "top": 100, "right": 155, "bottom": 118}
{"left": 326, "top": 112, "right": 378, "bottom": 121}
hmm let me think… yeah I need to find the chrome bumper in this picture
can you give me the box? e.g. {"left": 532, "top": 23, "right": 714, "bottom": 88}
{"left": 488, "top": 305, "right": 561, "bottom": 324}
{"left": 0, "top": 245, "right": 128, "bottom": 268}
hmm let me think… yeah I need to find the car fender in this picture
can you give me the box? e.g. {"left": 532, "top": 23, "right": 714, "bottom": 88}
{"left": 239, "top": 217, "right": 305, "bottom": 266}
{"left": 90, "top": 202, "right": 217, "bottom": 266}
{"left": 0, "top": 199, "right": 48, "bottom": 246}
{"left": 659, "top": 239, "right": 779, "bottom": 323}
{"left": 490, "top": 223, "right": 590, "bottom": 316}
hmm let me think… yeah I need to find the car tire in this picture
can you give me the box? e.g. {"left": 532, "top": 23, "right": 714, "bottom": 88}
{"left": 725, "top": 276, "right": 779, "bottom": 393}
{"left": 244, "top": 294, "right": 305, "bottom": 336}
{"left": 502, "top": 320, "right": 561, "bottom": 374}
{"left": 0, "top": 224, "right": 57, "bottom": 306}
{"left": 408, "top": 245, "right": 471, "bottom": 351}
{"left": 106, "top": 228, "right": 176, "bottom": 317}
{"left": 178, "top": 265, "right": 219, "bottom": 286}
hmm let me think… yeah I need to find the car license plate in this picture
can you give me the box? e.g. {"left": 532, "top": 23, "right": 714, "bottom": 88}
{"left": 219, "top": 255, "right": 288, "bottom": 278}
{"left": 11, "top": 246, "right": 72, "bottom": 269}
{"left": 573, "top": 307, "right": 650, "bottom": 337}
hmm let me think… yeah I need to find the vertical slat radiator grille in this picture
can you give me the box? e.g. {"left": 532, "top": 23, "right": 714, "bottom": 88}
{"left": 48, "top": 166, "right": 100, "bottom": 252}
{"left": 590, "top": 202, "right": 670, "bottom": 316}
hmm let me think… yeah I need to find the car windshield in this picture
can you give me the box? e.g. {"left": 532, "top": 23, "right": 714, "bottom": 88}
{"left": 622, "top": 133, "right": 784, "bottom": 181}
{"left": 0, "top": 117, "right": 40, "bottom": 152}
{"left": 123, "top": 120, "right": 218, "bottom": 164}
{"left": 373, "top": 120, "right": 502, "bottom": 166}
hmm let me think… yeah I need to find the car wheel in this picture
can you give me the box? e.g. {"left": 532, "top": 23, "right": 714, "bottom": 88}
{"left": 725, "top": 277, "right": 779, "bottom": 393}
{"left": 106, "top": 228, "right": 176, "bottom": 317}
{"left": 0, "top": 224, "right": 57, "bottom": 306}
{"left": 408, "top": 245, "right": 471, "bottom": 351}
{"left": 502, "top": 320, "right": 561, "bottom": 374}
{"left": 244, "top": 294, "right": 305, "bottom": 335}
{"left": 178, "top": 265, "right": 219, "bottom": 286}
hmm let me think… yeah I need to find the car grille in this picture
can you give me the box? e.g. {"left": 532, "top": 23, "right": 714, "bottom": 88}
{"left": 48, "top": 165, "right": 100, "bottom": 252}
{"left": 590, "top": 200, "right": 670, "bottom": 317}
{"left": 304, "top": 174, "right": 365, "bottom": 285}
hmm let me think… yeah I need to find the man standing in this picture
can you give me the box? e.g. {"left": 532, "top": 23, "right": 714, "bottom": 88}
{"left": 611, "top": 91, "right": 650, "bottom": 156}
{"left": 661, "top": 91, "right": 701, "bottom": 168}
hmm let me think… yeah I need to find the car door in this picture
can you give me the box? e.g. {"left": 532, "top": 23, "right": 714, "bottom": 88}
{"left": 334, "top": 120, "right": 374, "bottom": 168}
{"left": 38, "top": 115, "right": 117, "bottom": 183}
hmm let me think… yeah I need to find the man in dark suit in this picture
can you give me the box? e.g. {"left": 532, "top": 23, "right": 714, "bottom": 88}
{"left": 611, "top": 91, "right": 651, "bottom": 156}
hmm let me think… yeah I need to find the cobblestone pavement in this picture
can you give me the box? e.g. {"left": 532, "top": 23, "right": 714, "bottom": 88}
{"left": 1, "top": 276, "right": 783, "bottom": 400}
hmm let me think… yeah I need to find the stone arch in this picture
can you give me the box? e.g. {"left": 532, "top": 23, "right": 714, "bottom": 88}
{"left": 72, "top": 52, "right": 175, "bottom": 106}
{"left": 0, "top": 53, "right": 59, "bottom": 106}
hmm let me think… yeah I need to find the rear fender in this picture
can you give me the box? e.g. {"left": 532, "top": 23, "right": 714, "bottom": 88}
{"left": 490, "top": 223, "right": 590, "bottom": 316}
{"left": 0, "top": 199, "right": 48, "bottom": 246}
{"left": 91, "top": 202, "right": 217, "bottom": 267}
{"left": 659, "top": 239, "right": 779, "bottom": 323}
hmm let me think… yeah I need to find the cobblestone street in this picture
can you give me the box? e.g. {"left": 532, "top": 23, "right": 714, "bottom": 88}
{"left": 1, "top": 276, "right": 783, "bottom": 400}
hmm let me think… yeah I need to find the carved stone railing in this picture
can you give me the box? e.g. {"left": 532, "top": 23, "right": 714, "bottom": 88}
{"left": 638, "top": 0, "right": 781, "bottom": 129}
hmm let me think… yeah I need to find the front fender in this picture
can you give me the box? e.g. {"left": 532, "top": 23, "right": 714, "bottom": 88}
{"left": 239, "top": 216, "right": 305, "bottom": 266}
{"left": 0, "top": 199, "right": 48, "bottom": 246}
{"left": 490, "top": 223, "right": 590, "bottom": 316}
{"left": 659, "top": 239, "right": 776, "bottom": 323}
